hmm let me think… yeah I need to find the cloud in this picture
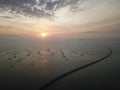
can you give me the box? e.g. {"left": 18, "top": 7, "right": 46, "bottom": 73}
{"left": 0, "top": 16, "right": 14, "bottom": 19}
{"left": 84, "top": 31, "right": 98, "bottom": 34}
{"left": 0, "top": 0, "right": 85, "bottom": 18}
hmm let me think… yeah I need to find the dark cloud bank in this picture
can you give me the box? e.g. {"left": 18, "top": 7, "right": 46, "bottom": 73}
{"left": 0, "top": 0, "right": 84, "bottom": 18}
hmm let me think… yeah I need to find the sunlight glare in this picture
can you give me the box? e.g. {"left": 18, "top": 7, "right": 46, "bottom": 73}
{"left": 41, "top": 32, "right": 47, "bottom": 37}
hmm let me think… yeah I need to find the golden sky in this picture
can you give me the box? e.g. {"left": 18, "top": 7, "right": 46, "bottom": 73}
{"left": 0, "top": 0, "right": 120, "bottom": 39}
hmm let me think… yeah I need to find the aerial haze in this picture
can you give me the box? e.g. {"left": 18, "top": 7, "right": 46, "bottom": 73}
{"left": 0, "top": 0, "right": 120, "bottom": 90}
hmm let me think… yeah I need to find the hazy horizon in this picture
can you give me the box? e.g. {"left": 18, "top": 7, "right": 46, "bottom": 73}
{"left": 0, "top": 0, "right": 120, "bottom": 90}
{"left": 0, "top": 0, "right": 120, "bottom": 40}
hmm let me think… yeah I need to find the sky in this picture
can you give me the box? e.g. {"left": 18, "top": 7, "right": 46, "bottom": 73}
{"left": 0, "top": 0, "right": 120, "bottom": 39}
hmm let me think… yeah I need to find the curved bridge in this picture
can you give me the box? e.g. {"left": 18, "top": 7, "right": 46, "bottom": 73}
{"left": 40, "top": 45, "right": 112, "bottom": 90}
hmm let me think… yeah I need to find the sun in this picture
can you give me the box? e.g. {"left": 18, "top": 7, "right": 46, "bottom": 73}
{"left": 41, "top": 32, "right": 47, "bottom": 37}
